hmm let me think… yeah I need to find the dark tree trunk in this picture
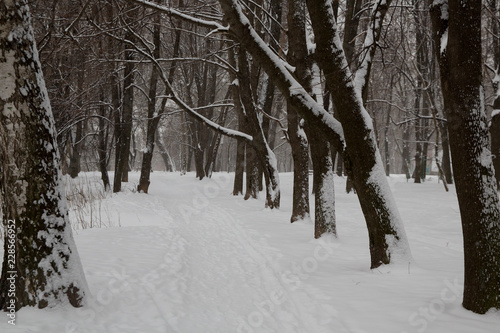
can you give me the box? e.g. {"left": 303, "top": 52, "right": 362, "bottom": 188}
{"left": 491, "top": 114, "right": 500, "bottom": 187}
{"left": 68, "top": 119, "right": 83, "bottom": 178}
{"left": 0, "top": 0, "right": 88, "bottom": 310}
{"left": 229, "top": 48, "right": 245, "bottom": 195}
{"left": 287, "top": 0, "right": 311, "bottom": 223}
{"left": 306, "top": 0, "right": 410, "bottom": 267}
{"left": 68, "top": 50, "right": 86, "bottom": 179}
{"left": 288, "top": 105, "right": 310, "bottom": 222}
{"left": 308, "top": 128, "right": 336, "bottom": 238}
{"left": 138, "top": 9, "right": 181, "bottom": 192}
{"left": 233, "top": 136, "right": 245, "bottom": 195}
{"left": 205, "top": 97, "right": 229, "bottom": 178}
{"left": 138, "top": 12, "right": 162, "bottom": 193}
{"left": 343, "top": 0, "right": 363, "bottom": 67}
{"left": 384, "top": 108, "right": 391, "bottom": 176}
{"left": 430, "top": 0, "right": 500, "bottom": 314}
{"left": 119, "top": 31, "right": 135, "bottom": 183}
{"left": 490, "top": 0, "right": 500, "bottom": 188}
{"left": 402, "top": 117, "right": 411, "bottom": 177}
{"left": 98, "top": 92, "right": 110, "bottom": 191}
{"left": 440, "top": 123, "right": 453, "bottom": 184}
{"left": 237, "top": 50, "right": 280, "bottom": 208}
{"left": 244, "top": 146, "right": 260, "bottom": 200}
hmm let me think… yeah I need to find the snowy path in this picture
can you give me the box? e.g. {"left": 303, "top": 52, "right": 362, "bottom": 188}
{"left": 1, "top": 172, "right": 499, "bottom": 332}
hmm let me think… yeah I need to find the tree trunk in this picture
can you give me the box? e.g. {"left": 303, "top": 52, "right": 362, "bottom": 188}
{"left": 137, "top": 5, "right": 179, "bottom": 192}
{"left": 306, "top": 0, "right": 410, "bottom": 267}
{"left": 233, "top": 135, "right": 245, "bottom": 195}
{"left": 155, "top": 134, "right": 175, "bottom": 172}
{"left": 308, "top": 128, "right": 336, "bottom": 238}
{"left": 119, "top": 30, "right": 135, "bottom": 183}
{"left": 384, "top": 107, "right": 391, "bottom": 176}
{"left": 288, "top": 105, "right": 310, "bottom": 222}
{"left": 98, "top": 92, "right": 111, "bottom": 191}
{"left": 137, "top": 45, "right": 161, "bottom": 192}
{"left": 244, "top": 145, "right": 260, "bottom": 200}
{"left": 440, "top": 122, "right": 453, "bottom": 184}
{"left": 287, "top": 0, "right": 311, "bottom": 223}
{"left": 430, "top": 0, "right": 500, "bottom": 314}
{"left": 490, "top": 0, "right": 500, "bottom": 188}
{"left": 68, "top": 49, "right": 86, "bottom": 179}
{"left": 237, "top": 50, "right": 280, "bottom": 208}
{"left": 0, "top": 0, "right": 88, "bottom": 310}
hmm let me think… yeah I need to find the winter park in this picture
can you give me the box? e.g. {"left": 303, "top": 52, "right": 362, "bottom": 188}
{"left": 1, "top": 0, "right": 500, "bottom": 332}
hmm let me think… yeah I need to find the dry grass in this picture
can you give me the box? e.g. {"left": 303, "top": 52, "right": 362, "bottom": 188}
{"left": 63, "top": 173, "right": 120, "bottom": 230}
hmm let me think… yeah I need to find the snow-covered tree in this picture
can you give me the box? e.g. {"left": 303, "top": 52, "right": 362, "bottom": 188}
{"left": 218, "top": 0, "right": 411, "bottom": 267}
{"left": 0, "top": 0, "right": 88, "bottom": 310}
{"left": 430, "top": 0, "right": 500, "bottom": 314}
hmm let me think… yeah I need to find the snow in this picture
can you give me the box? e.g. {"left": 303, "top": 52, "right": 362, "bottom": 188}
{"left": 367, "top": 155, "right": 412, "bottom": 264}
{"left": 229, "top": 0, "right": 345, "bottom": 144}
{"left": 1, "top": 172, "right": 499, "bottom": 332}
{"left": 440, "top": 28, "right": 448, "bottom": 55}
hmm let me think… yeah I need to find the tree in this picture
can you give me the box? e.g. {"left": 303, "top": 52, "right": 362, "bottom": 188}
{"left": 430, "top": 0, "right": 500, "bottom": 314}
{"left": 137, "top": 2, "right": 182, "bottom": 193}
{"left": 0, "top": 0, "right": 88, "bottom": 310}
{"left": 287, "top": 0, "right": 336, "bottom": 237}
{"left": 217, "top": 0, "right": 410, "bottom": 267}
{"left": 305, "top": 0, "right": 411, "bottom": 267}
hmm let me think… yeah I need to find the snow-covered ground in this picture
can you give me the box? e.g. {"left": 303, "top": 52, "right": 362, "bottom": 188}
{"left": 1, "top": 172, "right": 499, "bottom": 332}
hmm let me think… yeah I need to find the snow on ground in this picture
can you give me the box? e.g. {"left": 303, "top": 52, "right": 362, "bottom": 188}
{"left": 1, "top": 172, "right": 499, "bottom": 332}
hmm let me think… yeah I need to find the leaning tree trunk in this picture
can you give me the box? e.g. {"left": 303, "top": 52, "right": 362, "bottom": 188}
{"left": 306, "top": 0, "right": 410, "bottom": 267}
{"left": 0, "top": 0, "right": 88, "bottom": 310}
{"left": 288, "top": 0, "right": 336, "bottom": 237}
{"left": 430, "top": 0, "right": 500, "bottom": 314}
{"left": 237, "top": 50, "right": 280, "bottom": 208}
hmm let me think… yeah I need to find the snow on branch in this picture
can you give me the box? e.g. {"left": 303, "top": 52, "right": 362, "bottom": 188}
{"left": 219, "top": 0, "right": 345, "bottom": 151}
{"left": 131, "top": 0, "right": 228, "bottom": 34}
{"left": 354, "top": 0, "right": 391, "bottom": 100}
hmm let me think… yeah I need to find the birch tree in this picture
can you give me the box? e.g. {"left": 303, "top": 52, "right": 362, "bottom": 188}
{"left": 0, "top": 0, "right": 88, "bottom": 310}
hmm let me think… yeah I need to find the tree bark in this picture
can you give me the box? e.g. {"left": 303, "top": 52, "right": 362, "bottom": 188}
{"left": 440, "top": 122, "right": 453, "bottom": 184}
{"left": 287, "top": 0, "right": 311, "bottom": 223}
{"left": 138, "top": 7, "right": 181, "bottom": 192}
{"left": 98, "top": 91, "right": 111, "bottom": 191}
{"left": 0, "top": 0, "right": 88, "bottom": 310}
{"left": 119, "top": 30, "right": 135, "bottom": 183}
{"left": 430, "top": 0, "right": 500, "bottom": 314}
{"left": 237, "top": 50, "right": 280, "bottom": 208}
{"left": 68, "top": 53, "right": 85, "bottom": 179}
{"left": 305, "top": 0, "right": 410, "bottom": 267}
